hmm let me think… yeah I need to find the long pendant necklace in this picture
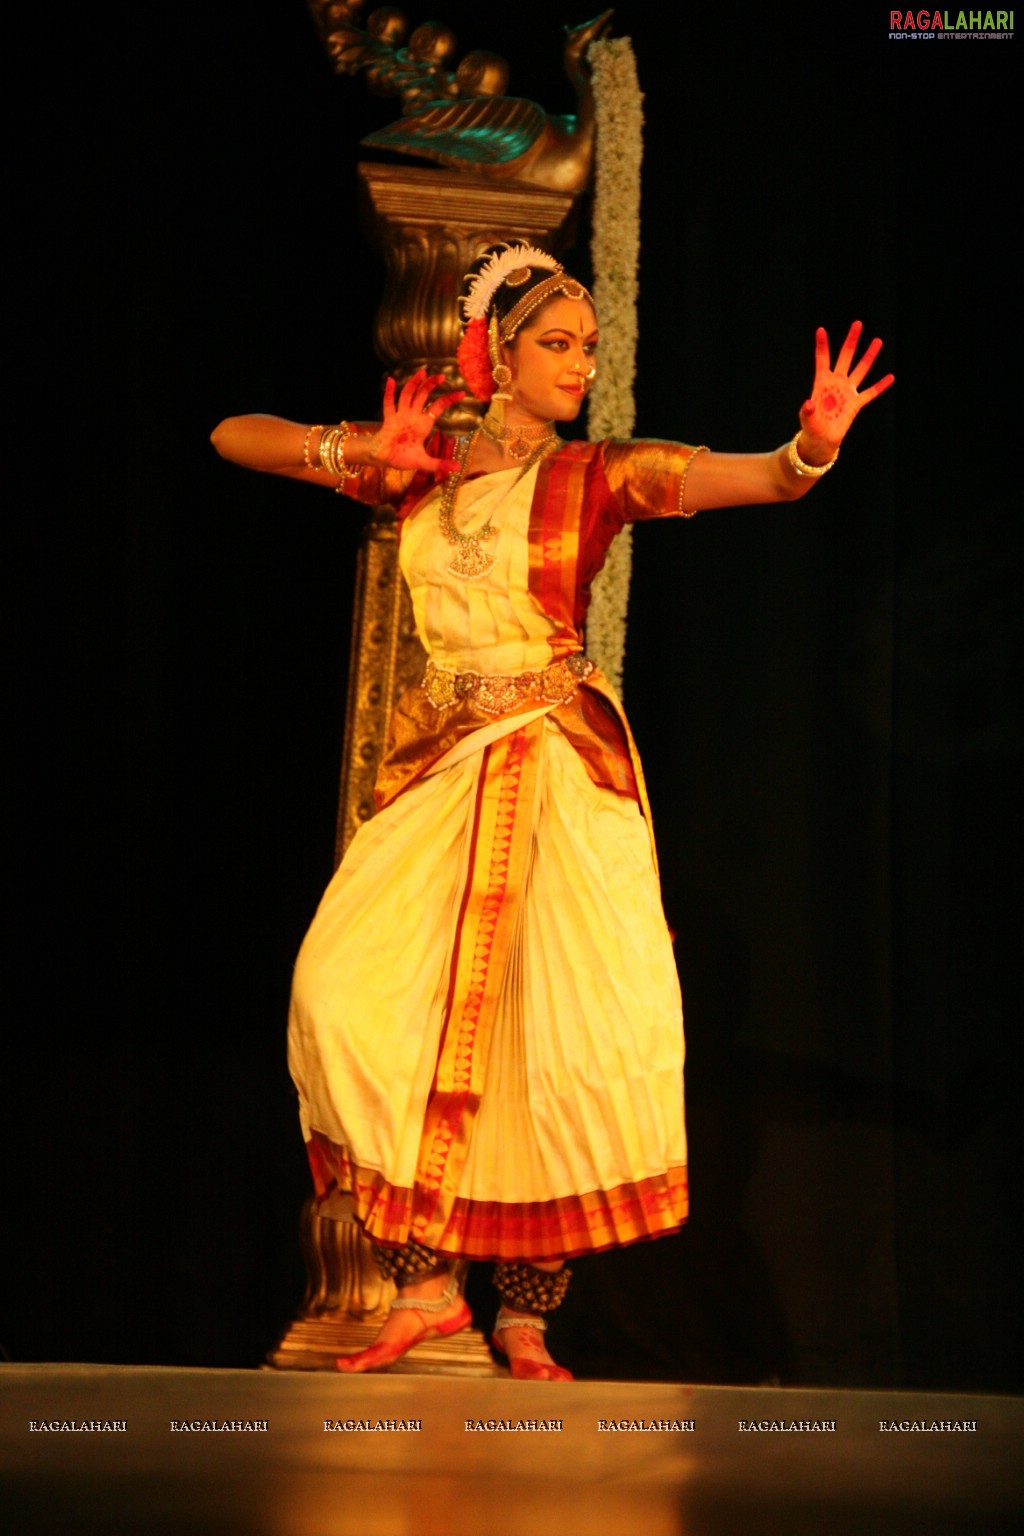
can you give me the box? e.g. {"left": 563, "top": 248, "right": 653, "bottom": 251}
{"left": 439, "top": 427, "right": 560, "bottom": 581}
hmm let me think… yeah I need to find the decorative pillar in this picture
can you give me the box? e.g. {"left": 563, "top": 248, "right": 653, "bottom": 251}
{"left": 267, "top": 167, "right": 579, "bottom": 1373}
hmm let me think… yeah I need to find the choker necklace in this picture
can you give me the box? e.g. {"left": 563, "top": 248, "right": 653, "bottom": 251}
{"left": 480, "top": 413, "right": 558, "bottom": 462}
{"left": 439, "top": 428, "right": 560, "bottom": 581}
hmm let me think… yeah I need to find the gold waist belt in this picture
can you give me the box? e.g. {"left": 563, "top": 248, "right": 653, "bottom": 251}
{"left": 424, "top": 653, "right": 595, "bottom": 715}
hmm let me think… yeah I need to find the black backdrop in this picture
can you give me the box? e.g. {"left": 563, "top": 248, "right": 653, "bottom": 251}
{"left": 6, "top": 3, "right": 1019, "bottom": 1391}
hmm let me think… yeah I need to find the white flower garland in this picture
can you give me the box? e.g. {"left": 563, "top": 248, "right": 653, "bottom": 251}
{"left": 585, "top": 36, "right": 644, "bottom": 697}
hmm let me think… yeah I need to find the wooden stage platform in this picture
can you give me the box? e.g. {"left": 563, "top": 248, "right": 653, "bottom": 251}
{"left": 2, "top": 1365, "right": 1020, "bottom": 1534}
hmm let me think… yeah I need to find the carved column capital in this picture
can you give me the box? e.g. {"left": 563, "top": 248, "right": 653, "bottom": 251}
{"left": 357, "top": 163, "right": 579, "bottom": 426}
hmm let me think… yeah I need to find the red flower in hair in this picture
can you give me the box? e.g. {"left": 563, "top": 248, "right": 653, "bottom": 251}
{"left": 456, "top": 318, "right": 494, "bottom": 402}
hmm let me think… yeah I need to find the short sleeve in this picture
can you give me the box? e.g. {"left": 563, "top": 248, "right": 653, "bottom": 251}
{"left": 601, "top": 439, "right": 704, "bottom": 522}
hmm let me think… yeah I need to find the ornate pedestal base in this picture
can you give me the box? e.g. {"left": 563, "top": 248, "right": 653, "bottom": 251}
{"left": 266, "top": 1199, "right": 504, "bottom": 1376}
{"left": 266, "top": 1314, "right": 505, "bottom": 1377}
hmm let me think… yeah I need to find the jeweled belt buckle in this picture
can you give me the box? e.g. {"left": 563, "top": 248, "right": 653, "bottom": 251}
{"left": 453, "top": 671, "right": 480, "bottom": 700}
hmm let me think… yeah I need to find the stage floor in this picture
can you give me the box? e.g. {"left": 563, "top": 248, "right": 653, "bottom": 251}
{"left": 2, "top": 1365, "right": 1020, "bottom": 1534}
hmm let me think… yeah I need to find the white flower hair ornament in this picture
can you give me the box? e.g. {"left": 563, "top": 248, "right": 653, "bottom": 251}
{"left": 459, "top": 243, "right": 563, "bottom": 325}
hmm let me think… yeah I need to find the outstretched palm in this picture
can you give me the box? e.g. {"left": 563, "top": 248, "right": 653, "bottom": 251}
{"left": 369, "top": 370, "right": 463, "bottom": 476}
{"left": 799, "top": 321, "right": 894, "bottom": 459}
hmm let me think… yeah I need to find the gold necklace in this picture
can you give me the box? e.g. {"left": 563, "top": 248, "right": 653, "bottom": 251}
{"left": 439, "top": 428, "right": 560, "bottom": 581}
{"left": 480, "top": 413, "right": 559, "bottom": 463}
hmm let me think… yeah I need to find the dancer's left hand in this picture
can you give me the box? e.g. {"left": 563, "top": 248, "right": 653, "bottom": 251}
{"left": 798, "top": 322, "right": 894, "bottom": 462}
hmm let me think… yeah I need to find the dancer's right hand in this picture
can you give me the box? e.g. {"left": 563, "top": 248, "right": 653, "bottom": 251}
{"left": 368, "top": 370, "right": 463, "bottom": 476}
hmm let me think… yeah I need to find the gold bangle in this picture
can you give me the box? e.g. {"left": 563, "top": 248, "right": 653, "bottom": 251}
{"left": 332, "top": 420, "right": 357, "bottom": 492}
{"left": 788, "top": 432, "right": 839, "bottom": 477}
{"left": 318, "top": 426, "right": 341, "bottom": 474}
{"left": 303, "top": 424, "right": 324, "bottom": 470}
{"left": 677, "top": 444, "right": 710, "bottom": 518}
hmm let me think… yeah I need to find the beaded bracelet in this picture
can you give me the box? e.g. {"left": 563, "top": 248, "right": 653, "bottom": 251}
{"left": 677, "top": 443, "right": 710, "bottom": 518}
{"left": 787, "top": 431, "right": 839, "bottom": 477}
{"left": 303, "top": 424, "right": 324, "bottom": 471}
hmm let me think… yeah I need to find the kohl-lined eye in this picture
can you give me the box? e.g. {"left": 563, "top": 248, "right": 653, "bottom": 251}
{"left": 536, "top": 337, "right": 599, "bottom": 354}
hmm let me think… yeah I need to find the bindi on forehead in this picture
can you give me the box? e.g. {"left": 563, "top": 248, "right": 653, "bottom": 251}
{"left": 523, "top": 293, "right": 598, "bottom": 336}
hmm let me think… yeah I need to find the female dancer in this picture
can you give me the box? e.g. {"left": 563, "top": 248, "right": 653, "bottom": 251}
{"left": 211, "top": 244, "right": 893, "bottom": 1381}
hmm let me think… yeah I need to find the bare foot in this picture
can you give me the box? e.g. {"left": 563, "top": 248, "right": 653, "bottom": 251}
{"left": 492, "top": 1308, "right": 573, "bottom": 1382}
{"left": 335, "top": 1273, "right": 471, "bottom": 1373}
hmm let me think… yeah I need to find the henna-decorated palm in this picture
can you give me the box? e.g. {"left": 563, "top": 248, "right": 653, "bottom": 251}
{"left": 798, "top": 321, "right": 894, "bottom": 461}
{"left": 368, "top": 369, "right": 463, "bottom": 477}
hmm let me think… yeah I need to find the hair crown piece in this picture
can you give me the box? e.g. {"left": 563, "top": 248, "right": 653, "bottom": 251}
{"left": 460, "top": 243, "right": 562, "bottom": 325}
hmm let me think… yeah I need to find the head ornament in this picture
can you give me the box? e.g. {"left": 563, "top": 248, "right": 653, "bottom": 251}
{"left": 459, "top": 243, "right": 562, "bottom": 325}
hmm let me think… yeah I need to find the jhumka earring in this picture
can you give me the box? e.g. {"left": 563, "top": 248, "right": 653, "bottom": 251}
{"left": 487, "top": 311, "right": 512, "bottom": 431}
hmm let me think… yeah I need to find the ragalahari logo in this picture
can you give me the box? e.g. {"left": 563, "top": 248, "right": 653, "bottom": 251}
{"left": 889, "top": 8, "right": 1015, "bottom": 35}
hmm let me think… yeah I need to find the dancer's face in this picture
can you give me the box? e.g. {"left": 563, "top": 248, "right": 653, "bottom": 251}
{"left": 505, "top": 296, "right": 599, "bottom": 424}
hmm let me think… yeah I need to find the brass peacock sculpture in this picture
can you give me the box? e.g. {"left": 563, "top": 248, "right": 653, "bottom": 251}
{"left": 308, "top": 1, "right": 614, "bottom": 193}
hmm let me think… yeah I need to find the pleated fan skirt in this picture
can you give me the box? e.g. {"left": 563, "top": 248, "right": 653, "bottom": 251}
{"left": 288, "top": 710, "right": 688, "bottom": 1261}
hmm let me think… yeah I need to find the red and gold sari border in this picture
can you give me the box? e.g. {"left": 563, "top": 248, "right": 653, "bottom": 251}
{"left": 306, "top": 1132, "right": 688, "bottom": 1261}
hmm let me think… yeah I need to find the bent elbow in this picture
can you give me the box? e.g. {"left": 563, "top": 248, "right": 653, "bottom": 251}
{"left": 209, "top": 418, "right": 235, "bottom": 459}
